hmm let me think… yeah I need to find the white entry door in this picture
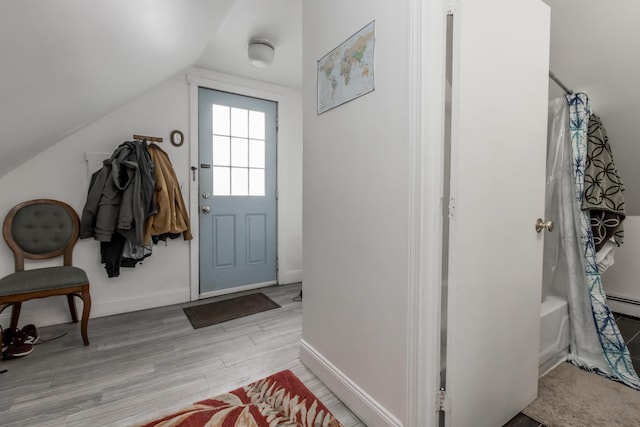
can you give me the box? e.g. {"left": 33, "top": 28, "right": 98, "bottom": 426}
{"left": 198, "top": 88, "right": 278, "bottom": 295}
{"left": 445, "top": 0, "right": 550, "bottom": 425}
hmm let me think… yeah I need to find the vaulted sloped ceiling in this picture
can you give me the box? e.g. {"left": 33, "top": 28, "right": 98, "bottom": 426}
{"left": 5, "top": 1, "right": 637, "bottom": 212}
{"left": 0, "top": 0, "right": 236, "bottom": 178}
{"left": 543, "top": 0, "right": 640, "bottom": 213}
{"left": 196, "top": 0, "right": 302, "bottom": 89}
{"left": 0, "top": 0, "right": 302, "bottom": 180}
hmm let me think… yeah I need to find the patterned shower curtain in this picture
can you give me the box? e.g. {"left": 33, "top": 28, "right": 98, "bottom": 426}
{"left": 566, "top": 92, "right": 640, "bottom": 390}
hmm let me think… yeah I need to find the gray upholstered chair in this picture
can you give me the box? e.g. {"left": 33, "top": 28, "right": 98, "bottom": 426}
{"left": 0, "top": 199, "right": 91, "bottom": 345}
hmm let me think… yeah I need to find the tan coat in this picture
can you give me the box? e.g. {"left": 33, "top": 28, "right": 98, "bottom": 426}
{"left": 144, "top": 144, "right": 192, "bottom": 243}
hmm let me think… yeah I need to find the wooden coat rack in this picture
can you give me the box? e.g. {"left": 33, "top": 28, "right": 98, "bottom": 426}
{"left": 132, "top": 134, "right": 163, "bottom": 143}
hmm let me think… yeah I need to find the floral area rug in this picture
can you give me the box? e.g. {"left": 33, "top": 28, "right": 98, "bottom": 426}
{"left": 138, "top": 369, "right": 343, "bottom": 426}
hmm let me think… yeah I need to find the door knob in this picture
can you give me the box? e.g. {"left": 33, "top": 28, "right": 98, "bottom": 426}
{"left": 201, "top": 206, "right": 211, "bottom": 213}
{"left": 535, "top": 218, "right": 554, "bottom": 233}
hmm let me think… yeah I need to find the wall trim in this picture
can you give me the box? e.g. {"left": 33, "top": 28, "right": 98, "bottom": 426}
{"left": 281, "top": 269, "right": 303, "bottom": 285}
{"left": 299, "top": 339, "right": 403, "bottom": 427}
{"left": 405, "top": 0, "right": 447, "bottom": 426}
{"left": 188, "top": 78, "right": 201, "bottom": 302}
{"left": 91, "top": 288, "right": 191, "bottom": 317}
{"left": 607, "top": 295, "right": 640, "bottom": 318}
{"left": 0, "top": 288, "right": 190, "bottom": 328}
{"left": 0, "top": 306, "right": 78, "bottom": 330}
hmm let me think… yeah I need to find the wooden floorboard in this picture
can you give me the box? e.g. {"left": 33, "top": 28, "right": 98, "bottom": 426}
{"left": 0, "top": 283, "right": 365, "bottom": 427}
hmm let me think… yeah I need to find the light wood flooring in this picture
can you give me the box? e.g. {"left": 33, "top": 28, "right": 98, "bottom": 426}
{"left": 0, "top": 283, "right": 364, "bottom": 427}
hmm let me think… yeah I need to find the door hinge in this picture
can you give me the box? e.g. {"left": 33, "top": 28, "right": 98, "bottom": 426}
{"left": 448, "top": 196, "right": 456, "bottom": 218}
{"left": 436, "top": 388, "right": 451, "bottom": 412}
{"left": 442, "top": 196, "right": 456, "bottom": 218}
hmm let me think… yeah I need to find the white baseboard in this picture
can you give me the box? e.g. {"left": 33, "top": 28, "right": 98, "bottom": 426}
{"left": 281, "top": 269, "right": 303, "bottom": 284}
{"left": 299, "top": 339, "right": 403, "bottom": 427}
{"left": 0, "top": 305, "right": 75, "bottom": 329}
{"left": 538, "top": 349, "right": 568, "bottom": 378}
{"left": 0, "top": 288, "right": 191, "bottom": 328}
{"left": 91, "top": 288, "right": 191, "bottom": 318}
{"left": 607, "top": 297, "right": 640, "bottom": 318}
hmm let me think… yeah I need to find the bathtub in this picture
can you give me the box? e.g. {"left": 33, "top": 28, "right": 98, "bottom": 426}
{"left": 538, "top": 296, "right": 570, "bottom": 376}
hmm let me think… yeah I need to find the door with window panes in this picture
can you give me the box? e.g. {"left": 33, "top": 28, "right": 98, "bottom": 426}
{"left": 198, "top": 88, "right": 277, "bottom": 295}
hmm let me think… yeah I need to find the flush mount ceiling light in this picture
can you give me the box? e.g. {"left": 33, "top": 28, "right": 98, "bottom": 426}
{"left": 248, "top": 40, "right": 275, "bottom": 68}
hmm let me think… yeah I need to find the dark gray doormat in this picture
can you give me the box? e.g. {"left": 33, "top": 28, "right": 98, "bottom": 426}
{"left": 183, "top": 293, "right": 281, "bottom": 329}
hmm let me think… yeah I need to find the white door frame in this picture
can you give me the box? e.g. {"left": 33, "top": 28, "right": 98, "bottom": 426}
{"left": 405, "top": 0, "right": 447, "bottom": 425}
{"left": 187, "top": 73, "right": 288, "bottom": 301}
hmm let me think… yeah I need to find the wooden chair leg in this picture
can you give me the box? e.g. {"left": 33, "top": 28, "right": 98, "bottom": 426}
{"left": 67, "top": 294, "right": 79, "bottom": 323}
{"left": 10, "top": 302, "right": 22, "bottom": 329}
{"left": 80, "top": 286, "right": 91, "bottom": 346}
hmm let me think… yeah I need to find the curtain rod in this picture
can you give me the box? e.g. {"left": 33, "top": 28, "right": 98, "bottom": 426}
{"left": 549, "top": 70, "right": 573, "bottom": 95}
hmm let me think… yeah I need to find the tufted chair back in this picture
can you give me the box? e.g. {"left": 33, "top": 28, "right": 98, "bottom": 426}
{"left": 3, "top": 199, "right": 79, "bottom": 271}
{"left": 0, "top": 199, "right": 91, "bottom": 346}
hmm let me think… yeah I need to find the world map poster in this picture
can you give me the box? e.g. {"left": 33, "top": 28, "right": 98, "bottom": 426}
{"left": 317, "top": 21, "right": 375, "bottom": 114}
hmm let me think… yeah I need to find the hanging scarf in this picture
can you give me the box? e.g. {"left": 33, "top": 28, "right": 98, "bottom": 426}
{"left": 567, "top": 92, "right": 640, "bottom": 390}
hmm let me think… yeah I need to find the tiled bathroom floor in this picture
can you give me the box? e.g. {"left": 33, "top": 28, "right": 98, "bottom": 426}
{"left": 614, "top": 312, "right": 640, "bottom": 374}
{"left": 504, "top": 312, "right": 640, "bottom": 427}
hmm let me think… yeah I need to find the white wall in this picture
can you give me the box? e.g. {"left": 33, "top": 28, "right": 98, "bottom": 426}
{"left": 301, "top": 1, "right": 413, "bottom": 425}
{"left": 0, "top": 67, "right": 302, "bottom": 328}
{"left": 602, "top": 216, "right": 640, "bottom": 318}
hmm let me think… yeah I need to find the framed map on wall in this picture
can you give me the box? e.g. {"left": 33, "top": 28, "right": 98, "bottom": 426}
{"left": 317, "top": 21, "right": 375, "bottom": 114}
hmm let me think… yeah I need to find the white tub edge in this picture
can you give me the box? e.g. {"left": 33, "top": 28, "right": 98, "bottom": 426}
{"left": 539, "top": 296, "right": 570, "bottom": 377}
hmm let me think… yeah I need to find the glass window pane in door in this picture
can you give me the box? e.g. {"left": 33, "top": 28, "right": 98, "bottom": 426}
{"left": 231, "top": 167, "right": 248, "bottom": 196}
{"left": 231, "top": 107, "right": 248, "bottom": 138}
{"left": 249, "top": 169, "right": 265, "bottom": 196}
{"left": 231, "top": 137, "right": 249, "bottom": 167}
{"left": 213, "top": 166, "right": 230, "bottom": 196}
{"left": 249, "top": 139, "right": 265, "bottom": 168}
{"left": 212, "top": 104, "right": 230, "bottom": 135}
{"left": 212, "top": 135, "right": 230, "bottom": 166}
{"left": 249, "top": 110, "right": 265, "bottom": 139}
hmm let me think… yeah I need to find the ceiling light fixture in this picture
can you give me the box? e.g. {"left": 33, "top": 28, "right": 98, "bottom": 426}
{"left": 248, "top": 40, "right": 275, "bottom": 68}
